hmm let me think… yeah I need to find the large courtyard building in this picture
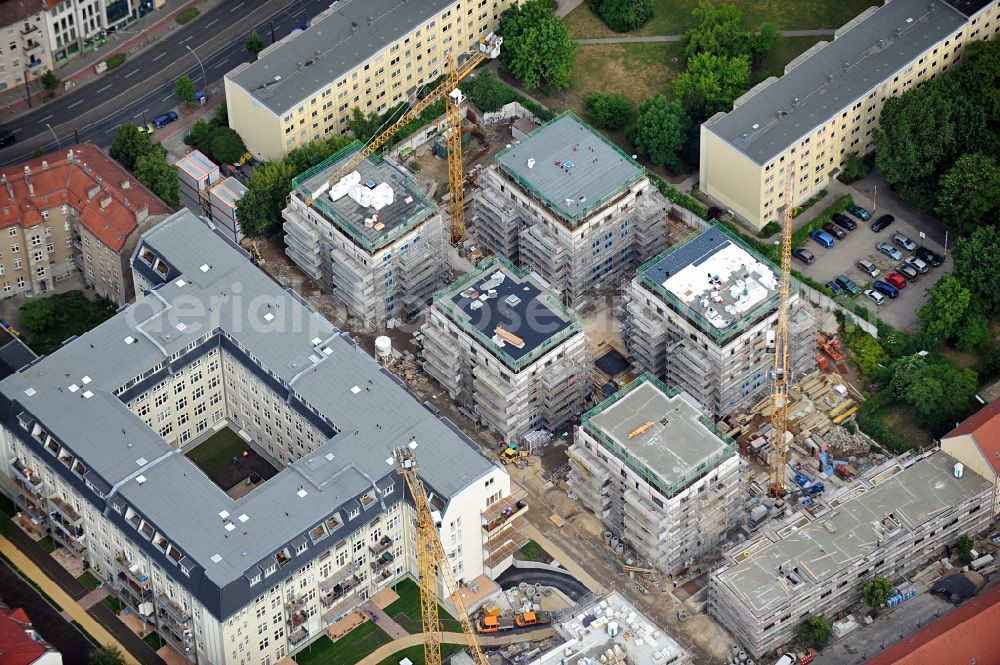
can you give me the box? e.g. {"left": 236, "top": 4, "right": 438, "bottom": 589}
{"left": 568, "top": 375, "right": 744, "bottom": 575}
{"left": 470, "top": 112, "right": 670, "bottom": 307}
{"left": 224, "top": 0, "right": 518, "bottom": 160}
{"left": 621, "top": 225, "right": 816, "bottom": 416}
{"left": 700, "top": 0, "right": 1000, "bottom": 230}
{"left": 282, "top": 143, "right": 449, "bottom": 329}
{"left": 940, "top": 396, "right": 1000, "bottom": 515}
{"left": 709, "top": 450, "right": 993, "bottom": 658}
{"left": 0, "top": 210, "right": 524, "bottom": 665}
{"left": 420, "top": 256, "right": 590, "bottom": 442}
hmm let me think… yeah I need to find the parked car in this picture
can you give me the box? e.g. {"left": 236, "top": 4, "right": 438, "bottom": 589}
{"left": 153, "top": 111, "right": 179, "bottom": 128}
{"left": 826, "top": 280, "right": 845, "bottom": 295}
{"left": 893, "top": 232, "right": 918, "bottom": 252}
{"left": 871, "top": 214, "right": 895, "bottom": 232}
{"left": 835, "top": 274, "right": 862, "bottom": 296}
{"left": 885, "top": 272, "right": 908, "bottom": 290}
{"left": 847, "top": 204, "right": 871, "bottom": 221}
{"left": 811, "top": 229, "right": 835, "bottom": 249}
{"left": 877, "top": 242, "right": 903, "bottom": 260}
{"left": 857, "top": 259, "right": 880, "bottom": 278}
{"left": 898, "top": 263, "right": 920, "bottom": 282}
{"left": 822, "top": 223, "right": 846, "bottom": 239}
{"left": 905, "top": 255, "right": 929, "bottom": 273}
{"left": 873, "top": 280, "right": 900, "bottom": 299}
{"left": 792, "top": 248, "right": 816, "bottom": 264}
{"left": 915, "top": 246, "right": 943, "bottom": 267}
{"left": 832, "top": 213, "right": 857, "bottom": 231}
{"left": 136, "top": 122, "right": 156, "bottom": 134}
{"left": 864, "top": 289, "right": 886, "bottom": 305}
{"left": 0, "top": 129, "right": 15, "bottom": 147}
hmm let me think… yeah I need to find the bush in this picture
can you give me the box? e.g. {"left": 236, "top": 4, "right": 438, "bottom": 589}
{"left": 645, "top": 171, "right": 708, "bottom": 220}
{"left": 585, "top": 93, "right": 632, "bottom": 130}
{"left": 757, "top": 221, "right": 780, "bottom": 238}
{"left": 789, "top": 194, "right": 851, "bottom": 247}
{"left": 596, "top": 0, "right": 653, "bottom": 32}
{"left": 175, "top": 8, "right": 199, "bottom": 25}
{"left": 105, "top": 53, "right": 126, "bottom": 70}
{"left": 461, "top": 71, "right": 517, "bottom": 113}
{"left": 791, "top": 189, "right": 828, "bottom": 218}
{"left": 837, "top": 152, "right": 871, "bottom": 184}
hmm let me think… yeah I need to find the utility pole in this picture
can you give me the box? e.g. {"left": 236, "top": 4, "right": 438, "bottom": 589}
{"left": 45, "top": 123, "right": 61, "bottom": 150}
{"left": 186, "top": 45, "right": 207, "bottom": 93}
{"left": 269, "top": 20, "right": 275, "bottom": 44}
{"left": 74, "top": 129, "right": 80, "bottom": 144}
{"left": 23, "top": 70, "right": 32, "bottom": 109}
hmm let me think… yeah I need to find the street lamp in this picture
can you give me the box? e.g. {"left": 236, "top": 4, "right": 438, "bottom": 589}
{"left": 186, "top": 44, "right": 207, "bottom": 93}
{"left": 45, "top": 123, "right": 61, "bottom": 150}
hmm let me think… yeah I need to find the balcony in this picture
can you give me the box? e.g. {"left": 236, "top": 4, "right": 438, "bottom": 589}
{"left": 286, "top": 609, "right": 308, "bottom": 630}
{"left": 482, "top": 500, "right": 528, "bottom": 539}
{"left": 285, "top": 594, "right": 306, "bottom": 612}
{"left": 115, "top": 554, "right": 151, "bottom": 590}
{"left": 20, "top": 23, "right": 39, "bottom": 36}
{"left": 321, "top": 592, "right": 360, "bottom": 624}
{"left": 320, "top": 576, "right": 360, "bottom": 608}
{"left": 484, "top": 531, "right": 529, "bottom": 568}
{"left": 288, "top": 626, "right": 309, "bottom": 646}
{"left": 157, "top": 594, "right": 190, "bottom": 623}
{"left": 369, "top": 536, "right": 393, "bottom": 557}
{"left": 320, "top": 564, "right": 360, "bottom": 591}
{"left": 22, "top": 41, "right": 42, "bottom": 55}
{"left": 370, "top": 551, "right": 395, "bottom": 573}
{"left": 49, "top": 496, "right": 82, "bottom": 524}
{"left": 10, "top": 458, "right": 43, "bottom": 489}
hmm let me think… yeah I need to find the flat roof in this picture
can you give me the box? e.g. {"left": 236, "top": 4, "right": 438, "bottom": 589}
{"left": 585, "top": 378, "right": 731, "bottom": 489}
{"left": 0, "top": 210, "right": 495, "bottom": 620}
{"left": 227, "top": 0, "right": 453, "bottom": 116}
{"left": 494, "top": 112, "right": 644, "bottom": 227}
{"left": 293, "top": 144, "right": 436, "bottom": 252}
{"left": 639, "top": 225, "right": 780, "bottom": 338}
{"left": 435, "top": 256, "right": 580, "bottom": 371}
{"left": 714, "top": 452, "right": 991, "bottom": 615}
{"left": 706, "top": 0, "right": 969, "bottom": 164}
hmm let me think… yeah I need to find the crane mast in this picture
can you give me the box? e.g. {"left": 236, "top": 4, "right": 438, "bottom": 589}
{"left": 396, "top": 449, "right": 489, "bottom": 665}
{"left": 767, "top": 162, "right": 796, "bottom": 497}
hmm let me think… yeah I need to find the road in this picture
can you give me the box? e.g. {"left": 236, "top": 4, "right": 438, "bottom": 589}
{"left": 0, "top": 0, "right": 333, "bottom": 165}
{"left": 496, "top": 565, "right": 592, "bottom": 602}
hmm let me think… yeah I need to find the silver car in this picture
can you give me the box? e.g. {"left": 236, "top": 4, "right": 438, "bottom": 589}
{"left": 893, "top": 232, "right": 917, "bottom": 252}
{"left": 906, "top": 255, "right": 929, "bottom": 273}
{"left": 864, "top": 289, "right": 885, "bottom": 305}
{"left": 877, "top": 242, "right": 902, "bottom": 261}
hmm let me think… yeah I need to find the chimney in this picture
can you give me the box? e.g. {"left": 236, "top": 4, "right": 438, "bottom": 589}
{"left": 66, "top": 149, "right": 75, "bottom": 163}
{"left": 41, "top": 160, "right": 48, "bottom": 170}
{"left": 87, "top": 184, "right": 100, "bottom": 200}
{"left": 100, "top": 196, "right": 112, "bottom": 209}
{"left": 123, "top": 198, "right": 130, "bottom": 208}
{"left": 1, "top": 175, "right": 11, "bottom": 201}
{"left": 135, "top": 204, "right": 149, "bottom": 224}
{"left": 120, "top": 179, "right": 131, "bottom": 190}
{"left": 22, "top": 165, "right": 32, "bottom": 195}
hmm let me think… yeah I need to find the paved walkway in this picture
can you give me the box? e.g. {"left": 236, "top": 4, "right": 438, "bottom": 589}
{"left": 576, "top": 29, "right": 835, "bottom": 44}
{"left": 354, "top": 627, "right": 556, "bottom": 665}
{"left": 79, "top": 587, "right": 110, "bottom": 611}
{"left": 364, "top": 600, "right": 409, "bottom": 640}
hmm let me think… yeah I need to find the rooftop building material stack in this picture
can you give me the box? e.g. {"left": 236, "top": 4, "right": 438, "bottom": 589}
{"left": 175, "top": 150, "right": 221, "bottom": 215}
{"left": 208, "top": 177, "right": 248, "bottom": 242}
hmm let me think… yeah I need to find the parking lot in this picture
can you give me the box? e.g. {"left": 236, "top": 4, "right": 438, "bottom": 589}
{"left": 793, "top": 179, "right": 953, "bottom": 331}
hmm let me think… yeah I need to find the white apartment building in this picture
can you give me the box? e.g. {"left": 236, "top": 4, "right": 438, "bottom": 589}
{"left": 282, "top": 143, "right": 449, "bottom": 329}
{"left": 621, "top": 225, "right": 816, "bottom": 417}
{"left": 420, "top": 256, "right": 590, "bottom": 443}
{"left": 568, "top": 375, "right": 745, "bottom": 575}
{"left": 0, "top": 2, "right": 51, "bottom": 93}
{"left": 700, "top": 0, "right": 1000, "bottom": 230}
{"left": 709, "top": 450, "right": 993, "bottom": 659}
{"left": 0, "top": 210, "right": 523, "bottom": 665}
{"left": 471, "top": 112, "right": 670, "bottom": 307}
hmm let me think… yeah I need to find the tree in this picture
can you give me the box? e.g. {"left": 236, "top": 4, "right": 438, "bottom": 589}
{"left": 460, "top": 71, "right": 516, "bottom": 112}
{"left": 41, "top": 70, "right": 60, "bottom": 93}
{"left": 597, "top": 0, "right": 653, "bottom": 33}
{"left": 837, "top": 152, "right": 870, "bottom": 184}
{"left": 499, "top": 0, "right": 577, "bottom": 93}
{"left": 20, "top": 298, "right": 58, "bottom": 333}
{"left": 89, "top": 646, "right": 125, "bottom": 665}
{"left": 795, "top": 615, "right": 832, "bottom": 649}
{"left": 236, "top": 160, "right": 296, "bottom": 237}
{"left": 936, "top": 153, "right": 1000, "bottom": 235}
{"left": 845, "top": 330, "right": 888, "bottom": 382}
{"left": 586, "top": 93, "right": 632, "bottom": 130}
{"left": 285, "top": 136, "right": 351, "bottom": 173}
{"left": 212, "top": 101, "right": 230, "bottom": 128}
{"left": 955, "top": 40, "right": 1000, "bottom": 123}
{"left": 952, "top": 225, "right": 1000, "bottom": 315}
{"left": 109, "top": 124, "right": 154, "bottom": 171}
{"left": 672, "top": 52, "right": 751, "bottom": 116}
{"left": 755, "top": 22, "right": 779, "bottom": 56}
{"left": 184, "top": 119, "right": 214, "bottom": 151}
{"left": 209, "top": 127, "right": 247, "bottom": 164}
{"left": 233, "top": 185, "right": 272, "bottom": 237}
{"left": 683, "top": 1, "right": 772, "bottom": 61}
{"left": 862, "top": 575, "right": 894, "bottom": 613}
{"left": 174, "top": 75, "right": 196, "bottom": 103}
{"left": 917, "top": 276, "right": 971, "bottom": 344}
{"left": 630, "top": 95, "right": 689, "bottom": 172}
{"left": 956, "top": 306, "right": 990, "bottom": 351}
{"left": 890, "top": 354, "right": 978, "bottom": 429}
{"left": 245, "top": 30, "right": 265, "bottom": 59}
{"left": 347, "top": 107, "right": 383, "bottom": 142}
{"left": 955, "top": 533, "right": 975, "bottom": 564}
{"left": 134, "top": 149, "right": 179, "bottom": 208}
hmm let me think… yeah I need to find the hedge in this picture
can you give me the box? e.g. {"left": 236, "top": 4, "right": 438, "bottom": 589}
{"left": 105, "top": 53, "right": 126, "bottom": 70}
{"left": 789, "top": 194, "right": 852, "bottom": 248}
{"left": 175, "top": 7, "right": 199, "bottom": 24}
{"left": 645, "top": 172, "right": 708, "bottom": 220}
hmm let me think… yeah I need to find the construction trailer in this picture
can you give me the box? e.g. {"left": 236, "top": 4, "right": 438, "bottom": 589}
{"left": 568, "top": 374, "right": 745, "bottom": 575}
{"left": 621, "top": 224, "right": 816, "bottom": 417}
{"left": 420, "top": 255, "right": 590, "bottom": 443}
{"left": 469, "top": 112, "right": 670, "bottom": 309}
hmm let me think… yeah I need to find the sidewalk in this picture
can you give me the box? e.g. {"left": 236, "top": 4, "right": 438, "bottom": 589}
{"left": 576, "top": 29, "right": 835, "bottom": 44}
{"left": 1, "top": 0, "right": 221, "bottom": 120}
{"left": 363, "top": 600, "right": 409, "bottom": 640}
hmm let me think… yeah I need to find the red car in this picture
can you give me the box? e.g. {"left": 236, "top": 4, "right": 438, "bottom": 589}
{"left": 885, "top": 272, "right": 907, "bottom": 290}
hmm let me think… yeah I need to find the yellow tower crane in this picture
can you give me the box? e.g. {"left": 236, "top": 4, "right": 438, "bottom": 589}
{"left": 315, "top": 34, "right": 503, "bottom": 245}
{"left": 767, "top": 162, "right": 796, "bottom": 497}
{"left": 396, "top": 448, "right": 489, "bottom": 665}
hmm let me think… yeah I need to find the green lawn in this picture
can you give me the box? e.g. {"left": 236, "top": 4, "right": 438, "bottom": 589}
{"left": 184, "top": 428, "right": 247, "bottom": 477}
{"left": 143, "top": 632, "right": 164, "bottom": 651}
{"left": 39, "top": 536, "right": 56, "bottom": 553}
{"left": 102, "top": 596, "right": 123, "bottom": 614}
{"left": 518, "top": 540, "right": 551, "bottom": 563}
{"left": 374, "top": 644, "right": 466, "bottom": 665}
{"left": 295, "top": 622, "right": 392, "bottom": 665}
{"left": 384, "top": 579, "right": 462, "bottom": 634}
{"left": 752, "top": 36, "right": 826, "bottom": 82}
{"left": 78, "top": 570, "right": 102, "bottom": 591}
{"left": 564, "top": 0, "right": 880, "bottom": 39}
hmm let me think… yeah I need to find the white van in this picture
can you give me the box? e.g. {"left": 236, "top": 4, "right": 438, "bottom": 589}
{"left": 774, "top": 655, "right": 797, "bottom": 665}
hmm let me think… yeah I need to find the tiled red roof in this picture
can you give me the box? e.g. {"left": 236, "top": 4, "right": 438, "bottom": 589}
{"left": 0, "top": 144, "right": 171, "bottom": 253}
{"left": 0, "top": 606, "right": 48, "bottom": 665}
{"left": 945, "top": 396, "right": 1000, "bottom": 475}
{"left": 864, "top": 584, "right": 1000, "bottom": 665}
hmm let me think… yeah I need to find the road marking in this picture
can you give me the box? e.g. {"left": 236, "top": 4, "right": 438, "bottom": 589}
{"left": 97, "top": 84, "right": 112, "bottom": 94}
{"left": 289, "top": 7, "right": 305, "bottom": 16}
{"left": 37, "top": 114, "right": 53, "bottom": 123}
{"left": 215, "top": 57, "right": 231, "bottom": 68}
{"left": 11, "top": 128, "right": 22, "bottom": 134}
{"left": 207, "top": 18, "right": 218, "bottom": 28}
{"left": 162, "top": 94, "right": 172, "bottom": 102}
{"left": 68, "top": 100, "right": 84, "bottom": 109}
{"left": 153, "top": 52, "right": 166, "bottom": 62}
{"left": 230, "top": 1, "right": 244, "bottom": 12}
{"left": 124, "top": 69, "right": 140, "bottom": 79}
{"left": 104, "top": 125, "right": 118, "bottom": 134}
{"left": 179, "top": 35, "right": 193, "bottom": 44}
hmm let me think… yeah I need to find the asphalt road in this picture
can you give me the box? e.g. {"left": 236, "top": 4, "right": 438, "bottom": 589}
{"left": 496, "top": 565, "right": 591, "bottom": 602}
{"left": 0, "top": 0, "right": 334, "bottom": 165}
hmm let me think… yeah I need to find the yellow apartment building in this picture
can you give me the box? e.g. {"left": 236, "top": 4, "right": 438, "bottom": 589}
{"left": 224, "top": 0, "right": 519, "bottom": 160}
{"left": 700, "top": 0, "right": 1000, "bottom": 230}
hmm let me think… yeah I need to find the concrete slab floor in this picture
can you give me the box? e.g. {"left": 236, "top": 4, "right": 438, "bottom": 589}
{"left": 52, "top": 548, "right": 84, "bottom": 577}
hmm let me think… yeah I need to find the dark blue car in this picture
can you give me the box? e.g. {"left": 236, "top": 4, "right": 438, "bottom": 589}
{"left": 872, "top": 280, "right": 900, "bottom": 299}
{"left": 153, "top": 111, "right": 179, "bottom": 128}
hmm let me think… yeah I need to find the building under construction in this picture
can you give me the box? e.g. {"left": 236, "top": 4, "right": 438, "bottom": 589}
{"left": 421, "top": 255, "right": 589, "bottom": 442}
{"left": 282, "top": 142, "right": 449, "bottom": 329}
{"left": 470, "top": 112, "right": 669, "bottom": 306}
{"left": 621, "top": 225, "right": 816, "bottom": 416}
{"left": 568, "top": 375, "right": 745, "bottom": 575}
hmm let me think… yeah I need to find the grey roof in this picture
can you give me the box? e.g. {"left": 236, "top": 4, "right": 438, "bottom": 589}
{"left": 227, "top": 0, "right": 455, "bottom": 116}
{"left": 0, "top": 327, "right": 37, "bottom": 380}
{"left": 713, "top": 452, "right": 990, "bottom": 615}
{"left": 705, "top": 0, "right": 969, "bottom": 165}
{"left": 494, "top": 112, "right": 644, "bottom": 227}
{"left": 0, "top": 210, "right": 495, "bottom": 620}
{"left": 586, "top": 379, "right": 731, "bottom": 488}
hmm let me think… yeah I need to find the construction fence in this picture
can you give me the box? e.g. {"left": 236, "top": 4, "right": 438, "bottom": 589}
{"left": 797, "top": 282, "right": 879, "bottom": 338}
